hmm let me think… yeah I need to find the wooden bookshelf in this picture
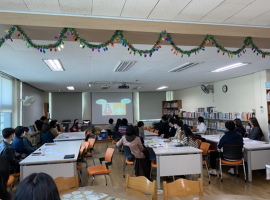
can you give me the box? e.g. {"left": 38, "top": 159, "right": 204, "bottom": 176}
{"left": 162, "top": 100, "right": 182, "bottom": 116}
{"left": 267, "top": 88, "right": 270, "bottom": 121}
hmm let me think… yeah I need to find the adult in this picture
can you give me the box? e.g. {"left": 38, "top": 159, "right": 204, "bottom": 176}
{"left": 208, "top": 121, "right": 243, "bottom": 176}
{"left": 157, "top": 116, "right": 170, "bottom": 136}
{"left": 22, "top": 127, "right": 36, "bottom": 154}
{"left": 40, "top": 123, "right": 55, "bottom": 143}
{"left": 161, "top": 119, "right": 176, "bottom": 139}
{"left": 55, "top": 119, "right": 61, "bottom": 132}
{"left": 179, "top": 127, "right": 198, "bottom": 148}
{"left": 234, "top": 118, "right": 246, "bottom": 137}
{"left": 0, "top": 128, "right": 23, "bottom": 173}
{"left": 106, "top": 118, "right": 115, "bottom": 133}
{"left": 248, "top": 117, "right": 263, "bottom": 140}
{"left": 104, "top": 104, "right": 112, "bottom": 115}
{"left": 12, "top": 172, "right": 61, "bottom": 200}
{"left": 0, "top": 156, "right": 11, "bottom": 200}
{"left": 12, "top": 126, "right": 29, "bottom": 155}
{"left": 35, "top": 116, "right": 47, "bottom": 131}
{"left": 70, "top": 119, "right": 79, "bottom": 132}
{"left": 167, "top": 120, "right": 183, "bottom": 142}
{"left": 50, "top": 120, "right": 61, "bottom": 137}
{"left": 137, "top": 121, "right": 145, "bottom": 139}
{"left": 116, "top": 126, "right": 151, "bottom": 180}
{"left": 115, "top": 119, "right": 122, "bottom": 132}
{"left": 196, "top": 117, "right": 207, "bottom": 133}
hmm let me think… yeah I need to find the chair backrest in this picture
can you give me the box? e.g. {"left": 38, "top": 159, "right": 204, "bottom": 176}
{"left": 126, "top": 174, "right": 157, "bottom": 200}
{"left": 200, "top": 142, "right": 210, "bottom": 155}
{"left": 81, "top": 141, "right": 89, "bottom": 152}
{"left": 150, "top": 129, "right": 154, "bottom": 132}
{"left": 78, "top": 146, "right": 85, "bottom": 159}
{"left": 105, "top": 148, "right": 115, "bottom": 162}
{"left": 54, "top": 174, "right": 79, "bottom": 192}
{"left": 113, "top": 131, "right": 122, "bottom": 140}
{"left": 123, "top": 146, "right": 134, "bottom": 159}
{"left": 88, "top": 138, "right": 96, "bottom": 149}
{"left": 196, "top": 139, "right": 202, "bottom": 148}
{"left": 222, "top": 145, "right": 243, "bottom": 160}
{"left": 154, "top": 130, "right": 159, "bottom": 134}
{"left": 146, "top": 128, "right": 150, "bottom": 131}
{"left": 163, "top": 178, "right": 203, "bottom": 199}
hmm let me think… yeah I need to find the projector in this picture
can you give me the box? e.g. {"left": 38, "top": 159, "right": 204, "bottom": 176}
{"left": 118, "top": 84, "right": 129, "bottom": 89}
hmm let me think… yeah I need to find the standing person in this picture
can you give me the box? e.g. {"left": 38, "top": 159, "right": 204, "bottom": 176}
{"left": 137, "top": 121, "right": 145, "bottom": 139}
{"left": 104, "top": 104, "right": 112, "bottom": 115}
{"left": 40, "top": 124, "right": 55, "bottom": 143}
{"left": 0, "top": 156, "right": 11, "bottom": 200}
{"left": 208, "top": 121, "right": 243, "bottom": 176}
{"left": 12, "top": 126, "right": 29, "bottom": 155}
{"left": 70, "top": 119, "right": 79, "bottom": 132}
{"left": 106, "top": 118, "right": 115, "bottom": 133}
{"left": 234, "top": 118, "right": 246, "bottom": 137}
{"left": 22, "top": 127, "right": 36, "bottom": 154}
{"left": 12, "top": 173, "right": 61, "bottom": 200}
{"left": 195, "top": 117, "right": 207, "bottom": 133}
{"left": 248, "top": 117, "right": 263, "bottom": 140}
{"left": 116, "top": 126, "right": 151, "bottom": 180}
{"left": 115, "top": 119, "right": 122, "bottom": 132}
{"left": 161, "top": 119, "right": 176, "bottom": 139}
{"left": 35, "top": 116, "right": 47, "bottom": 131}
{"left": 0, "top": 128, "right": 23, "bottom": 174}
{"left": 157, "top": 116, "right": 170, "bottom": 136}
{"left": 49, "top": 120, "right": 61, "bottom": 137}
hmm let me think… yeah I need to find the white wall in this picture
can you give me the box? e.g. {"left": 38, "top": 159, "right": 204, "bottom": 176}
{"left": 173, "top": 71, "right": 269, "bottom": 141}
{"left": 82, "top": 92, "right": 91, "bottom": 121}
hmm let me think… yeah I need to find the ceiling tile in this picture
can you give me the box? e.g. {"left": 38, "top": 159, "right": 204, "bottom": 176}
{"left": 59, "top": 0, "right": 92, "bottom": 14}
{"left": 174, "top": 0, "right": 224, "bottom": 22}
{"left": 92, "top": 0, "right": 126, "bottom": 17}
{"left": 247, "top": 10, "right": 270, "bottom": 26}
{"left": 121, "top": 0, "right": 159, "bottom": 18}
{"left": 24, "top": 0, "right": 60, "bottom": 13}
{"left": 0, "top": 0, "right": 29, "bottom": 11}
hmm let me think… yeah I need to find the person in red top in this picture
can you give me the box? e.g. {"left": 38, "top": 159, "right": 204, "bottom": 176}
{"left": 103, "top": 104, "right": 112, "bottom": 115}
{"left": 70, "top": 119, "right": 79, "bottom": 132}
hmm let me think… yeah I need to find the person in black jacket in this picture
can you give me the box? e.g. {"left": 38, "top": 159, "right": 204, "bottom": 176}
{"left": 248, "top": 117, "right": 263, "bottom": 140}
{"left": 157, "top": 116, "right": 170, "bottom": 136}
{"left": 161, "top": 119, "right": 176, "bottom": 138}
{"left": 208, "top": 121, "right": 243, "bottom": 176}
{"left": 0, "top": 128, "right": 24, "bottom": 174}
{"left": 234, "top": 118, "right": 246, "bottom": 137}
{"left": 35, "top": 116, "right": 47, "bottom": 131}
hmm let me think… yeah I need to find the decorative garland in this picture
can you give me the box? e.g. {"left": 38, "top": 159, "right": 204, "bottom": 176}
{"left": 0, "top": 25, "right": 269, "bottom": 58}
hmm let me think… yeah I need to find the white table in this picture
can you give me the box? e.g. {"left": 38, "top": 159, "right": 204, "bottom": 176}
{"left": 20, "top": 141, "right": 82, "bottom": 180}
{"left": 202, "top": 135, "right": 270, "bottom": 182}
{"left": 144, "top": 130, "right": 159, "bottom": 137}
{"left": 54, "top": 132, "right": 85, "bottom": 142}
{"left": 145, "top": 137, "right": 203, "bottom": 189}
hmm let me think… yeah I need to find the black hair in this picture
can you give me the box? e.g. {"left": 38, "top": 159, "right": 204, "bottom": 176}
{"left": 12, "top": 172, "right": 60, "bottom": 200}
{"left": 198, "top": 117, "right": 204, "bottom": 123}
{"left": 41, "top": 123, "right": 50, "bottom": 133}
{"left": 121, "top": 118, "right": 128, "bottom": 125}
{"left": 23, "top": 127, "right": 29, "bottom": 133}
{"left": 234, "top": 118, "right": 245, "bottom": 130}
{"left": 183, "top": 127, "right": 196, "bottom": 142}
{"left": 181, "top": 124, "right": 189, "bottom": 131}
{"left": 40, "top": 116, "right": 47, "bottom": 121}
{"left": 169, "top": 119, "right": 175, "bottom": 125}
{"left": 161, "top": 115, "right": 168, "bottom": 121}
{"left": 116, "top": 119, "right": 122, "bottom": 127}
{"left": 2, "top": 128, "right": 15, "bottom": 139}
{"left": 137, "top": 121, "right": 144, "bottom": 127}
{"left": 50, "top": 120, "right": 57, "bottom": 129}
{"left": 225, "top": 121, "right": 236, "bottom": 131}
{"left": 175, "top": 120, "right": 183, "bottom": 127}
{"left": 15, "top": 126, "right": 24, "bottom": 137}
{"left": 0, "top": 156, "right": 11, "bottom": 200}
{"left": 74, "top": 119, "right": 78, "bottom": 124}
{"left": 174, "top": 115, "right": 179, "bottom": 120}
{"left": 109, "top": 118, "right": 114, "bottom": 124}
{"left": 126, "top": 126, "right": 136, "bottom": 136}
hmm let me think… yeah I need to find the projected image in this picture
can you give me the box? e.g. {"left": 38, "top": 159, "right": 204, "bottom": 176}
{"left": 102, "top": 103, "right": 126, "bottom": 116}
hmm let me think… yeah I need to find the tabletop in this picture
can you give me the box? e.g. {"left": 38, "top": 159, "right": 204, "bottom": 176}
{"left": 144, "top": 130, "right": 159, "bottom": 137}
{"left": 145, "top": 137, "right": 202, "bottom": 155}
{"left": 20, "top": 141, "right": 82, "bottom": 165}
{"left": 202, "top": 135, "right": 270, "bottom": 150}
{"left": 54, "top": 132, "right": 85, "bottom": 141}
{"left": 59, "top": 186, "right": 151, "bottom": 200}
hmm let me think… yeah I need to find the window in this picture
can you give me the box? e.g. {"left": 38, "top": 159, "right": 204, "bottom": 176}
{"left": 0, "top": 75, "right": 13, "bottom": 134}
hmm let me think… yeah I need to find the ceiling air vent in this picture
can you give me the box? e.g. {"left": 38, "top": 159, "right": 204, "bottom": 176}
{"left": 168, "top": 62, "right": 199, "bottom": 72}
{"left": 114, "top": 61, "right": 136, "bottom": 72}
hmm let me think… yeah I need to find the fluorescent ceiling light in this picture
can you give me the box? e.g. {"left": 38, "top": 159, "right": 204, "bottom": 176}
{"left": 67, "top": 86, "right": 75, "bottom": 90}
{"left": 211, "top": 63, "right": 249, "bottom": 72}
{"left": 156, "top": 86, "right": 169, "bottom": 90}
{"left": 43, "top": 59, "right": 65, "bottom": 71}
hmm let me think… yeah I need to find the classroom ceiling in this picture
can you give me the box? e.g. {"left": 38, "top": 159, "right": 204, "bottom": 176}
{"left": 1, "top": 0, "right": 270, "bottom": 27}
{"left": 0, "top": 37, "right": 269, "bottom": 92}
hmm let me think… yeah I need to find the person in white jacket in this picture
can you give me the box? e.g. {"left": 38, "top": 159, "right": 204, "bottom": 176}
{"left": 195, "top": 117, "right": 207, "bottom": 133}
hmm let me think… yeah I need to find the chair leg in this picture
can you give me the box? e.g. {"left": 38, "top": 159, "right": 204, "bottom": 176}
{"left": 111, "top": 141, "right": 114, "bottom": 148}
{"left": 87, "top": 174, "right": 90, "bottom": 185}
{"left": 243, "top": 159, "right": 247, "bottom": 183}
{"left": 131, "top": 159, "right": 136, "bottom": 177}
{"left": 104, "top": 175, "right": 108, "bottom": 186}
{"left": 92, "top": 175, "right": 95, "bottom": 186}
{"left": 219, "top": 159, "right": 223, "bottom": 182}
{"left": 205, "top": 161, "right": 210, "bottom": 184}
{"left": 108, "top": 174, "right": 114, "bottom": 186}
{"left": 78, "top": 170, "right": 83, "bottom": 187}
{"left": 91, "top": 156, "right": 95, "bottom": 165}
{"left": 9, "top": 185, "right": 13, "bottom": 195}
{"left": 173, "top": 176, "right": 175, "bottom": 181}
{"left": 123, "top": 162, "right": 127, "bottom": 178}
{"left": 236, "top": 165, "right": 239, "bottom": 177}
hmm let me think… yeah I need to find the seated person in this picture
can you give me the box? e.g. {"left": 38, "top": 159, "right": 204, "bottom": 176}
{"left": 115, "top": 118, "right": 122, "bottom": 132}
{"left": 106, "top": 118, "right": 115, "bottom": 133}
{"left": 248, "top": 117, "right": 263, "bottom": 140}
{"left": 179, "top": 127, "right": 198, "bottom": 148}
{"left": 118, "top": 118, "right": 129, "bottom": 134}
{"left": 234, "top": 118, "right": 246, "bottom": 137}
{"left": 85, "top": 130, "right": 95, "bottom": 140}
{"left": 137, "top": 121, "right": 145, "bottom": 139}
{"left": 0, "top": 128, "right": 24, "bottom": 173}
{"left": 12, "top": 126, "right": 29, "bottom": 155}
{"left": 0, "top": 156, "right": 11, "bottom": 200}
{"left": 70, "top": 119, "right": 79, "bottom": 132}
{"left": 55, "top": 119, "right": 61, "bottom": 132}
{"left": 22, "top": 127, "right": 36, "bottom": 154}
{"left": 50, "top": 120, "right": 61, "bottom": 137}
{"left": 157, "top": 116, "right": 170, "bottom": 136}
{"left": 195, "top": 117, "right": 207, "bottom": 133}
{"left": 161, "top": 119, "right": 176, "bottom": 138}
{"left": 208, "top": 121, "right": 243, "bottom": 176}
{"left": 167, "top": 120, "right": 183, "bottom": 142}
{"left": 12, "top": 172, "right": 61, "bottom": 200}
{"left": 35, "top": 116, "right": 47, "bottom": 131}
{"left": 116, "top": 126, "right": 151, "bottom": 180}
{"left": 40, "top": 123, "right": 55, "bottom": 143}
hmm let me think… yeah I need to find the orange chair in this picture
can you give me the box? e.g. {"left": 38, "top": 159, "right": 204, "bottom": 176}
{"left": 86, "top": 148, "right": 115, "bottom": 186}
{"left": 150, "top": 129, "right": 154, "bottom": 132}
{"left": 146, "top": 128, "right": 150, "bottom": 131}
{"left": 197, "top": 139, "right": 202, "bottom": 148}
{"left": 154, "top": 130, "right": 159, "bottom": 134}
{"left": 7, "top": 175, "right": 15, "bottom": 194}
{"left": 200, "top": 142, "right": 211, "bottom": 184}
{"left": 261, "top": 135, "right": 264, "bottom": 141}
{"left": 77, "top": 146, "right": 86, "bottom": 186}
{"left": 80, "top": 142, "right": 90, "bottom": 167}
{"left": 85, "top": 138, "right": 96, "bottom": 165}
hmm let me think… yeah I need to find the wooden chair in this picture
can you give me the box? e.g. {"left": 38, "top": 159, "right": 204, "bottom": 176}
{"left": 54, "top": 174, "right": 79, "bottom": 193}
{"left": 85, "top": 138, "right": 96, "bottom": 165}
{"left": 163, "top": 178, "right": 203, "bottom": 200}
{"left": 86, "top": 148, "right": 115, "bottom": 186}
{"left": 126, "top": 174, "right": 157, "bottom": 200}
{"left": 200, "top": 142, "right": 211, "bottom": 184}
{"left": 197, "top": 139, "right": 202, "bottom": 148}
{"left": 154, "top": 130, "right": 159, "bottom": 134}
{"left": 150, "top": 129, "right": 154, "bottom": 132}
